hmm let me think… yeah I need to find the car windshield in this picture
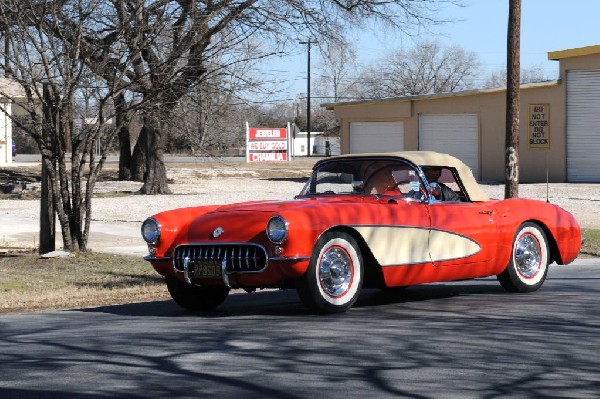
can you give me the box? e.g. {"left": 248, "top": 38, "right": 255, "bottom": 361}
{"left": 299, "top": 158, "right": 423, "bottom": 197}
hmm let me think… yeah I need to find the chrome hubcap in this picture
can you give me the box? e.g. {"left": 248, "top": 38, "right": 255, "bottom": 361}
{"left": 319, "top": 246, "right": 353, "bottom": 297}
{"left": 515, "top": 233, "right": 542, "bottom": 278}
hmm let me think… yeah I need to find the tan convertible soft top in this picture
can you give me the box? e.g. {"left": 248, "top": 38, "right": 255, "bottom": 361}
{"left": 322, "top": 151, "right": 490, "bottom": 202}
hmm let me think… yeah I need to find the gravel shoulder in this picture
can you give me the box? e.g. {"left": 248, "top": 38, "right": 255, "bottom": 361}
{"left": 1, "top": 160, "right": 598, "bottom": 255}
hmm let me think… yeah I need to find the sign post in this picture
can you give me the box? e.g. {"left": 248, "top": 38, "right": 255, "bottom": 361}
{"left": 245, "top": 122, "right": 250, "bottom": 163}
{"left": 287, "top": 122, "right": 293, "bottom": 160}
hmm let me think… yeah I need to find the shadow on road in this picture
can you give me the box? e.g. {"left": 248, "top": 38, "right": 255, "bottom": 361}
{"left": 3, "top": 271, "right": 598, "bottom": 399}
{"left": 76, "top": 280, "right": 507, "bottom": 318}
{"left": 0, "top": 388, "right": 134, "bottom": 399}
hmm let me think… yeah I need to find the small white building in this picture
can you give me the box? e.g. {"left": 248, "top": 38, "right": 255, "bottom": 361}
{"left": 0, "top": 102, "right": 13, "bottom": 165}
{"left": 292, "top": 132, "right": 341, "bottom": 157}
{"left": 0, "top": 78, "right": 27, "bottom": 165}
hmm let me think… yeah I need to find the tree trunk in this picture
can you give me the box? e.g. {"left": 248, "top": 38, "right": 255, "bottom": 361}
{"left": 39, "top": 152, "right": 56, "bottom": 254}
{"left": 39, "top": 83, "right": 56, "bottom": 255}
{"left": 505, "top": 0, "right": 521, "bottom": 199}
{"left": 138, "top": 114, "right": 171, "bottom": 194}
{"left": 130, "top": 125, "right": 148, "bottom": 182}
{"left": 115, "top": 93, "right": 132, "bottom": 181}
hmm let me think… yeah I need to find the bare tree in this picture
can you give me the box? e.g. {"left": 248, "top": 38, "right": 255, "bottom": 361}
{"left": 167, "top": 38, "right": 269, "bottom": 155}
{"left": 351, "top": 40, "right": 480, "bottom": 99}
{"left": 483, "top": 64, "right": 553, "bottom": 88}
{"left": 0, "top": 0, "right": 464, "bottom": 251}
{"left": 314, "top": 42, "right": 358, "bottom": 102}
{"left": 5, "top": 0, "right": 465, "bottom": 196}
{"left": 56, "top": 0, "right": 464, "bottom": 193}
{"left": 170, "top": 83, "right": 250, "bottom": 156}
{"left": 0, "top": 0, "right": 125, "bottom": 251}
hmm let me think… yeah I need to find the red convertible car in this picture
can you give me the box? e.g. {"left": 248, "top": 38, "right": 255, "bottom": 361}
{"left": 141, "top": 151, "right": 581, "bottom": 314}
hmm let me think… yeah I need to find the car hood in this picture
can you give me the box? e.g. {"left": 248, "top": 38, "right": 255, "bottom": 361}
{"left": 210, "top": 195, "right": 381, "bottom": 213}
{"left": 185, "top": 196, "right": 380, "bottom": 243}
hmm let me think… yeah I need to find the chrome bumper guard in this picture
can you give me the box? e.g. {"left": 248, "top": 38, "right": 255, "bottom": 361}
{"left": 173, "top": 243, "right": 268, "bottom": 288}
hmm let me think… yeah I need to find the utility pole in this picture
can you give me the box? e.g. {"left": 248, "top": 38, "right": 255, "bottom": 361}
{"left": 505, "top": 0, "right": 521, "bottom": 198}
{"left": 300, "top": 39, "right": 312, "bottom": 156}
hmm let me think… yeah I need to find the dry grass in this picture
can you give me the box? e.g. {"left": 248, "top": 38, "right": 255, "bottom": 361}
{"left": 581, "top": 229, "right": 600, "bottom": 257}
{"left": 0, "top": 251, "right": 170, "bottom": 314}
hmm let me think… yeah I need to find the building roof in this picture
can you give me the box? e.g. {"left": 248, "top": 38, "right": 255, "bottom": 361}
{"left": 322, "top": 44, "right": 600, "bottom": 110}
{"left": 322, "top": 80, "right": 558, "bottom": 110}
{"left": 0, "top": 77, "right": 26, "bottom": 99}
{"left": 548, "top": 44, "right": 600, "bottom": 61}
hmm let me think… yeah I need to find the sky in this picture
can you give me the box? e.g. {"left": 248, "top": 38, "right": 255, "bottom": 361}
{"left": 261, "top": 0, "right": 600, "bottom": 103}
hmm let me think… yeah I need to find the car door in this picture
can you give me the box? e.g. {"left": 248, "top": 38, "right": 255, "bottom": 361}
{"left": 427, "top": 201, "right": 498, "bottom": 272}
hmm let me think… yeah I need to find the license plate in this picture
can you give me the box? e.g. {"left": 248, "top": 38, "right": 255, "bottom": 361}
{"left": 193, "top": 261, "right": 222, "bottom": 279}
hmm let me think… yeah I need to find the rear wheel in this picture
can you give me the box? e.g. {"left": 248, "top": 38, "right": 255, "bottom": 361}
{"left": 166, "top": 277, "right": 230, "bottom": 310}
{"left": 297, "top": 232, "right": 363, "bottom": 314}
{"left": 497, "top": 222, "right": 549, "bottom": 293}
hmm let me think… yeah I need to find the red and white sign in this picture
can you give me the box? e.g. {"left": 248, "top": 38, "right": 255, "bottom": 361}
{"left": 249, "top": 140, "right": 288, "bottom": 151}
{"left": 249, "top": 152, "right": 288, "bottom": 162}
{"left": 246, "top": 124, "right": 290, "bottom": 163}
{"left": 248, "top": 128, "right": 287, "bottom": 140}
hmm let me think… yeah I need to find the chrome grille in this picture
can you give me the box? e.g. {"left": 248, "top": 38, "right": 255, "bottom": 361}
{"left": 173, "top": 244, "right": 268, "bottom": 273}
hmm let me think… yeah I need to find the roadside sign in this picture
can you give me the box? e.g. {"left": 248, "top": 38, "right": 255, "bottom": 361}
{"left": 528, "top": 104, "right": 550, "bottom": 150}
{"left": 246, "top": 124, "right": 290, "bottom": 162}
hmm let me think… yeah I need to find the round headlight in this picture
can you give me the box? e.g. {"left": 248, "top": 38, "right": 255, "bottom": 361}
{"left": 141, "top": 218, "right": 161, "bottom": 244}
{"left": 266, "top": 215, "right": 288, "bottom": 244}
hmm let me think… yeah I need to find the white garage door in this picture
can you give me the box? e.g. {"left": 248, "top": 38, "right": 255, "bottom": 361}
{"left": 419, "top": 114, "right": 479, "bottom": 178}
{"left": 349, "top": 122, "right": 404, "bottom": 153}
{"left": 567, "top": 70, "right": 600, "bottom": 182}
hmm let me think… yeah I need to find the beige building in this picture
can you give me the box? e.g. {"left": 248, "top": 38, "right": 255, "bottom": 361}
{"left": 324, "top": 44, "right": 600, "bottom": 183}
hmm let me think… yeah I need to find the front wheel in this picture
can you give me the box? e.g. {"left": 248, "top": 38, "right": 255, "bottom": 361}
{"left": 497, "top": 222, "right": 549, "bottom": 293}
{"left": 166, "top": 277, "right": 230, "bottom": 310}
{"left": 297, "top": 232, "right": 363, "bottom": 314}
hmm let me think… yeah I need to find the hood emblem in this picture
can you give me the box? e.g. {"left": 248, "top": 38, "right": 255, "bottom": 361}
{"left": 212, "top": 226, "right": 224, "bottom": 238}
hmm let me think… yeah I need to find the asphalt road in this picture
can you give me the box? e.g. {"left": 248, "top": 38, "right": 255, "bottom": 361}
{"left": 11, "top": 153, "right": 246, "bottom": 164}
{"left": 1, "top": 258, "right": 599, "bottom": 399}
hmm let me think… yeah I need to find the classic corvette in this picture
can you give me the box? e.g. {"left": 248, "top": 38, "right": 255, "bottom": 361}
{"left": 141, "top": 151, "right": 582, "bottom": 314}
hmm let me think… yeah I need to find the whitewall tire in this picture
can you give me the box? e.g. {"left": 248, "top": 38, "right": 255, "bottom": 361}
{"left": 297, "top": 232, "right": 363, "bottom": 313}
{"left": 497, "top": 222, "right": 549, "bottom": 293}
